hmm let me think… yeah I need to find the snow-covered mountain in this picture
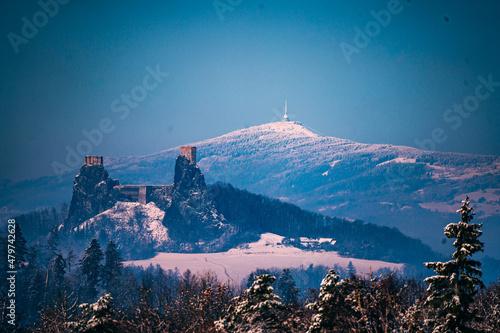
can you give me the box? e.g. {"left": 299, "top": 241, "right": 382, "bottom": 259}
{"left": 105, "top": 121, "right": 500, "bottom": 256}
{"left": 2, "top": 121, "right": 500, "bottom": 257}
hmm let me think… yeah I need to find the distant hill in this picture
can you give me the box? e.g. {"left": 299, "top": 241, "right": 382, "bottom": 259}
{"left": 209, "top": 182, "right": 440, "bottom": 267}
{"left": 2, "top": 121, "right": 499, "bottom": 258}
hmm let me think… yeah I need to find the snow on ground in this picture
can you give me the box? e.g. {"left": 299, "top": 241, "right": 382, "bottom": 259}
{"left": 426, "top": 164, "right": 459, "bottom": 180}
{"left": 126, "top": 233, "right": 403, "bottom": 284}
{"left": 218, "top": 121, "right": 323, "bottom": 140}
{"left": 78, "top": 202, "right": 169, "bottom": 243}
{"left": 377, "top": 157, "right": 416, "bottom": 167}
{"left": 419, "top": 188, "right": 500, "bottom": 218}
{"left": 329, "top": 160, "right": 341, "bottom": 168}
{"left": 425, "top": 160, "right": 500, "bottom": 181}
{"left": 318, "top": 202, "right": 348, "bottom": 213}
{"left": 451, "top": 160, "right": 500, "bottom": 180}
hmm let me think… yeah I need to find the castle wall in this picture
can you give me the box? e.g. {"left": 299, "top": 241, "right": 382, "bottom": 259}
{"left": 115, "top": 185, "right": 140, "bottom": 202}
{"left": 115, "top": 185, "right": 173, "bottom": 204}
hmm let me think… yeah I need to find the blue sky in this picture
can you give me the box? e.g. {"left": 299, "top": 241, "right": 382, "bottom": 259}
{"left": 1, "top": 0, "right": 500, "bottom": 181}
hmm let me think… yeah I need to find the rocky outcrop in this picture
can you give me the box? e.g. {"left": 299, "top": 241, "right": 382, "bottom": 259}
{"left": 63, "top": 154, "right": 234, "bottom": 255}
{"left": 163, "top": 155, "right": 232, "bottom": 248}
{"left": 65, "top": 165, "right": 119, "bottom": 230}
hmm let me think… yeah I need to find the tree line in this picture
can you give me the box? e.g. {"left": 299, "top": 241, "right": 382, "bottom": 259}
{"left": 1, "top": 197, "right": 499, "bottom": 332}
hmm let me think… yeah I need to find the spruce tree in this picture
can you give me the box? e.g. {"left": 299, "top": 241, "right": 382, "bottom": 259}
{"left": 276, "top": 268, "right": 299, "bottom": 307}
{"left": 14, "top": 222, "right": 28, "bottom": 268}
{"left": 45, "top": 226, "right": 60, "bottom": 289}
{"left": 215, "top": 274, "right": 287, "bottom": 332}
{"left": 102, "top": 241, "right": 123, "bottom": 295}
{"left": 24, "top": 247, "right": 46, "bottom": 322}
{"left": 67, "top": 249, "right": 77, "bottom": 279}
{"left": 67, "top": 293, "right": 118, "bottom": 333}
{"left": 424, "top": 196, "right": 484, "bottom": 332}
{"left": 347, "top": 261, "right": 356, "bottom": 277}
{"left": 306, "top": 269, "right": 342, "bottom": 333}
{"left": 52, "top": 252, "right": 67, "bottom": 291}
{"left": 81, "top": 238, "right": 104, "bottom": 301}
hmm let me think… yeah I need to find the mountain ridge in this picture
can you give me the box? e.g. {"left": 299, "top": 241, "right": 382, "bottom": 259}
{"left": 102, "top": 121, "right": 500, "bottom": 256}
{"left": 2, "top": 121, "right": 499, "bottom": 257}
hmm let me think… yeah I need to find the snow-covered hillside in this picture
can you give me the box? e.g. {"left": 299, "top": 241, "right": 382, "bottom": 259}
{"left": 103, "top": 121, "right": 500, "bottom": 256}
{"left": 2, "top": 120, "right": 499, "bottom": 257}
{"left": 73, "top": 202, "right": 170, "bottom": 253}
{"left": 105, "top": 121, "right": 499, "bottom": 202}
{"left": 127, "top": 233, "right": 403, "bottom": 284}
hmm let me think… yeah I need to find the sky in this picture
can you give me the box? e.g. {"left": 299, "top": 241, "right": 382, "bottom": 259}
{"left": 1, "top": 0, "right": 500, "bottom": 182}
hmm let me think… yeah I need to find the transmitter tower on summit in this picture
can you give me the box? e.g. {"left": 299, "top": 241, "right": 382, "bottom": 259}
{"left": 282, "top": 100, "right": 289, "bottom": 122}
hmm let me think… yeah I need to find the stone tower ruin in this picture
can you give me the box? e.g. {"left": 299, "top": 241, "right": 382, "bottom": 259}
{"left": 84, "top": 156, "right": 103, "bottom": 165}
{"left": 180, "top": 146, "right": 197, "bottom": 164}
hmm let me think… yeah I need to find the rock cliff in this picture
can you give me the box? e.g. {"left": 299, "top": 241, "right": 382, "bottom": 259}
{"left": 163, "top": 155, "right": 232, "bottom": 249}
{"left": 65, "top": 164, "right": 119, "bottom": 230}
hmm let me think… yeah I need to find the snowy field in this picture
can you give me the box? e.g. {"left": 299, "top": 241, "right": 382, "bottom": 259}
{"left": 127, "top": 233, "right": 404, "bottom": 284}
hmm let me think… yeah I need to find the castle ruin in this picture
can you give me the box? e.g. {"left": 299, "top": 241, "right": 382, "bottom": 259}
{"left": 83, "top": 145, "right": 196, "bottom": 205}
{"left": 180, "top": 146, "right": 196, "bottom": 164}
{"left": 85, "top": 155, "right": 103, "bottom": 165}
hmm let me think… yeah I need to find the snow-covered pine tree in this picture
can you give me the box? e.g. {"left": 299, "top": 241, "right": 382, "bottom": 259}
{"left": 306, "top": 269, "right": 342, "bottom": 333}
{"left": 400, "top": 299, "right": 426, "bottom": 333}
{"left": 215, "top": 274, "right": 287, "bottom": 332}
{"left": 424, "top": 196, "right": 484, "bottom": 332}
{"left": 67, "top": 293, "right": 118, "bottom": 332}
